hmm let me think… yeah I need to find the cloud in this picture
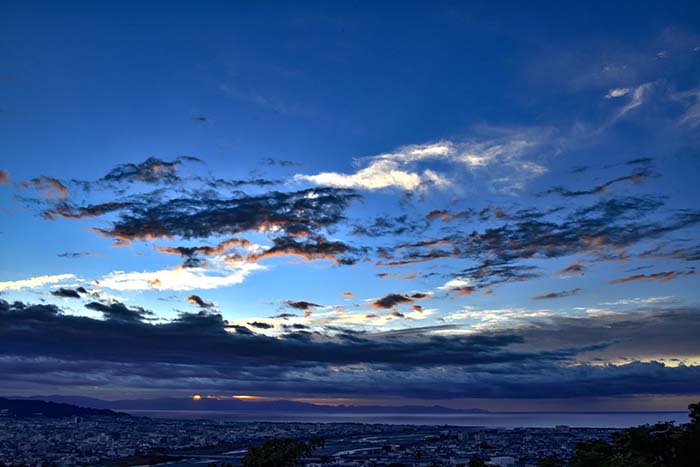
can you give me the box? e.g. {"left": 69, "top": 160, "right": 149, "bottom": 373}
{"left": 379, "top": 195, "right": 700, "bottom": 289}
{"left": 50, "top": 288, "right": 83, "bottom": 299}
{"left": 601, "top": 296, "right": 678, "bottom": 306}
{"left": 352, "top": 215, "right": 425, "bottom": 238}
{"left": 0, "top": 274, "right": 76, "bottom": 291}
{"left": 295, "top": 143, "right": 451, "bottom": 191}
{"left": 675, "top": 87, "right": 700, "bottom": 128}
{"left": 262, "top": 158, "right": 303, "bottom": 167}
{"left": 2, "top": 299, "right": 700, "bottom": 400}
{"left": 295, "top": 130, "right": 552, "bottom": 193}
{"left": 285, "top": 301, "right": 322, "bottom": 311}
{"left": 186, "top": 295, "right": 216, "bottom": 309}
{"left": 72, "top": 187, "right": 358, "bottom": 246}
{"left": 531, "top": 288, "right": 583, "bottom": 300}
{"left": 57, "top": 251, "right": 102, "bottom": 259}
{"left": 426, "top": 209, "right": 473, "bottom": 223}
{"left": 246, "top": 235, "right": 359, "bottom": 265}
{"left": 558, "top": 261, "right": 587, "bottom": 277}
{"left": 100, "top": 156, "right": 199, "bottom": 184}
{"left": 609, "top": 270, "right": 696, "bottom": 284}
{"left": 20, "top": 176, "right": 70, "bottom": 200}
{"left": 543, "top": 167, "right": 653, "bottom": 197}
{"left": 606, "top": 88, "right": 632, "bottom": 98}
{"left": 372, "top": 293, "right": 429, "bottom": 309}
{"left": 612, "top": 82, "right": 654, "bottom": 122}
{"left": 640, "top": 244, "right": 700, "bottom": 261}
{"left": 98, "top": 260, "right": 264, "bottom": 291}
{"left": 84, "top": 300, "right": 154, "bottom": 322}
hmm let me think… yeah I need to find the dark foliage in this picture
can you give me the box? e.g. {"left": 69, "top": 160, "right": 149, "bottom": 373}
{"left": 565, "top": 402, "right": 700, "bottom": 467}
{"left": 241, "top": 437, "right": 324, "bottom": 467}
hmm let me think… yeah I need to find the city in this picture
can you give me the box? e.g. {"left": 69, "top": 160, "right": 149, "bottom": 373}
{"left": 0, "top": 415, "right": 618, "bottom": 467}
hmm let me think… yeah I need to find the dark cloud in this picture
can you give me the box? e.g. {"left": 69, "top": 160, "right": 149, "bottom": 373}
{"left": 558, "top": 261, "right": 586, "bottom": 276}
{"left": 50, "top": 288, "right": 82, "bottom": 299}
{"left": 448, "top": 286, "right": 476, "bottom": 296}
{"left": 531, "top": 288, "right": 583, "bottom": 300}
{"left": 205, "top": 177, "right": 283, "bottom": 189}
{"left": 372, "top": 293, "right": 429, "bottom": 309}
{"left": 40, "top": 183, "right": 363, "bottom": 266}
{"left": 20, "top": 176, "right": 70, "bottom": 200}
{"left": 262, "top": 158, "right": 303, "bottom": 167}
{"left": 352, "top": 215, "right": 424, "bottom": 237}
{"left": 100, "top": 156, "right": 199, "bottom": 184}
{"left": 93, "top": 187, "right": 357, "bottom": 243}
{"left": 44, "top": 201, "right": 131, "bottom": 220}
{"left": 609, "top": 270, "right": 696, "bottom": 284}
{"left": 0, "top": 299, "right": 553, "bottom": 369}
{"left": 247, "top": 235, "right": 360, "bottom": 265}
{"left": 57, "top": 251, "right": 101, "bottom": 258}
{"left": 425, "top": 209, "right": 473, "bottom": 223}
{"left": 2, "top": 299, "right": 699, "bottom": 400}
{"left": 543, "top": 167, "right": 654, "bottom": 197}
{"left": 229, "top": 324, "right": 255, "bottom": 336}
{"left": 640, "top": 244, "right": 700, "bottom": 261}
{"left": 186, "top": 295, "right": 216, "bottom": 309}
{"left": 84, "top": 301, "right": 154, "bottom": 322}
{"left": 248, "top": 321, "right": 274, "bottom": 329}
{"left": 285, "top": 301, "right": 321, "bottom": 311}
{"left": 380, "top": 195, "right": 700, "bottom": 289}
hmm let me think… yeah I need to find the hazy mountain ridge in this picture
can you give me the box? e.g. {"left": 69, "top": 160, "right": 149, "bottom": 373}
{"left": 14, "top": 395, "right": 489, "bottom": 414}
{"left": 0, "top": 397, "right": 129, "bottom": 418}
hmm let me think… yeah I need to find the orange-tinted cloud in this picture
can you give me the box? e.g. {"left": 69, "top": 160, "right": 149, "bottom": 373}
{"left": 609, "top": 271, "right": 696, "bottom": 284}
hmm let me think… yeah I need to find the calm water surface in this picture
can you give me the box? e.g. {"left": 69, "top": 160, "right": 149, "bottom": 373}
{"left": 126, "top": 409, "right": 687, "bottom": 428}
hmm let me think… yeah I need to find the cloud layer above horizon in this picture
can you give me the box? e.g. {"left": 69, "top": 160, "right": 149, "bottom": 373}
{"left": 1, "top": 3, "right": 699, "bottom": 409}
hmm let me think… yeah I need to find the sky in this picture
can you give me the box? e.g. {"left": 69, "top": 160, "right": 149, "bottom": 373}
{"left": 1, "top": 1, "right": 700, "bottom": 411}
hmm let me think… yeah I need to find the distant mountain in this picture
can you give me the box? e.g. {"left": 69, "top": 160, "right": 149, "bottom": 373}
{"left": 0, "top": 397, "right": 129, "bottom": 418}
{"left": 15, "top": 395, "right": 488, "bottom": 414}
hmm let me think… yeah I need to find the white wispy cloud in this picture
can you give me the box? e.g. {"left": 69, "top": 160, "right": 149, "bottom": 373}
{"left": 674, "top": 88, "right": 700, "bottom": 128}
{"left": 98, "top": 258, "right": 264, "bottom": 291}
{"left": 444, "top": 306, "right": 554, "bottom": 330}
{"left": 605, "top": 87, "right": 632, "bottom": 98}
{"left": 0, "top": 273, "right": 76, "bottom": 291}
{"left": 611, "top": 82, "right": 654, "bottom": 122}
{"left": 600, "top": 296, "right": 679, "bottom": 306}
{"left": 295, "top": 143, "right": 452, "bottom": 191}
{"left": 437, "top": 278, "right": 473, "bottom": 290}
{"left": 295, "top": 130, "right": 552, "bottom": 193}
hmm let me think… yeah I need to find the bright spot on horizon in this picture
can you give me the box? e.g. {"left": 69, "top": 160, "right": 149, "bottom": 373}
{"left": 233, "top": 395, "right": 259, "bottom": 400}
{"left": 192, "top": 394, "right": 202, "bottom": 401}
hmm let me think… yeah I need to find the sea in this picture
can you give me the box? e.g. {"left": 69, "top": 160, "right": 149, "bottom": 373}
{"left": 125, "top": 409, "right": 688, "bottom": 428}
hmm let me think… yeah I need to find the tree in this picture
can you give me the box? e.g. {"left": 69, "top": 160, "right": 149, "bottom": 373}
{"left": 689, "top": 402, "right": 700, "bottom": 425}
{"left": 564, "top": 402, "right": 700, "bottom": 467}
{"left": 241, "top": 437, "right": 325, "bottom": 467}
{"left": 536, "top": 456, "right": 564, "bottom": 467}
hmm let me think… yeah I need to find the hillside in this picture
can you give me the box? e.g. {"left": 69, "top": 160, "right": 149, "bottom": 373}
{"left": 0, "top": 397, "right": 129, "bottom": 418}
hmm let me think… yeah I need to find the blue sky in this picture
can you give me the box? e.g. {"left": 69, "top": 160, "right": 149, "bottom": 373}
{"left": 1, "top": 1, "right": 700, "bottom": 410}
